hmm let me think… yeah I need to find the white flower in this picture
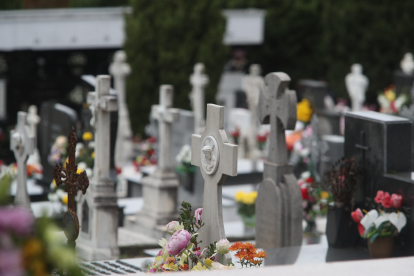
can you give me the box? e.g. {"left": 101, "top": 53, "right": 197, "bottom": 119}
{"left": 293, "top": 141, "right": 303, "bottom": 153}
{"left": 215, "top": 239, "right": 230, "bottom": 255}
{"left": 211, "top": 262, "right": 236, "bottom": 270}
{"left": 75, "top": 143, "right": 84, "bottom": 158}
{"left": 176, "top": 145, "right": 192, "bottom": 164}
{"left": 158, "top": 238, "right": 168, "bottom": 248}
{"left": 56, "top": 189, "right": 67, "bottom": 199}
{"left": 388, "top": 212, "right": 407, "bottom": 232}
{"left": 85, "top": 168, "right": 93, "bottom": 177}
{"left": 300, "top": 171, "right": 311, "bottom": 180}
{"left": 166, "top": 221, "right": 184, "bottom": 235}
{"left": 300, "top": 147, "right": 310, "bottom": 157}
{"left": 78, "top": 162, "right": 87, "bottom": 171}
{"left": 373, "top": 213, "right": 390, "bottom": 229}
{"left": 48, "top": 193, "right": 59, "bottom": 202}
{"left": 360, "top": 209, "right": 379, "bottom": 235}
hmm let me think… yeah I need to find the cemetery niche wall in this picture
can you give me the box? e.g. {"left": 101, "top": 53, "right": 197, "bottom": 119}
{"left": 344, "top": 111, "right": 414, "bottom": 254}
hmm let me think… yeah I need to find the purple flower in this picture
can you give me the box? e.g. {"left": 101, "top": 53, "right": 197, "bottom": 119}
{"left": 194, "top": 208, "right": 203, "bottom": 228}
{"left": 193, "top": 250, "right": 201, "bottom": 257}
{"left": 157, "top": 250, "right": 162, "bottom": 256}
{"left": 166, "top": 229, "right": 191, "bottom": 255}
{"left": 0, "top": 250, "right": 23, "bottom": 276}
{"left": 149, "top": 268, "right": 157, "bottom": 273}
{"left": 0, "top": 207, "right": 34, "bottom": 236}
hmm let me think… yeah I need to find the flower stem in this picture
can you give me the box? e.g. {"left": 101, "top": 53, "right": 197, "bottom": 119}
{"left": 188, "top": 251, "right": 211, "bottom": 270}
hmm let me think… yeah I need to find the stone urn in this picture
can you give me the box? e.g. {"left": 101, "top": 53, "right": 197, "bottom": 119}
{"left": 368, "top": 236, "right": 395, "bottom": 259}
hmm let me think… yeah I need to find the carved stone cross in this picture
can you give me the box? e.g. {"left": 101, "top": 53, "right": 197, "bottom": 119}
{"left": 10, "top": 112, "right": 35, "bottom": 209}
{"left": 256, "top": 72, "right": 302, "bottom": 248}
{"left": 190, "top": 63, "right": 209, "bottom": 134}
{"left": 191, "top": 104, "right": 238, "bottom": 264}
{"left": 87, "top": 75, "right": 118, "bottom": 179}
{"left": 27, "top": 105, "right": 41, "bottom": 164}
{"left": 53, "top": 127, "right": 89, "bottom": 246}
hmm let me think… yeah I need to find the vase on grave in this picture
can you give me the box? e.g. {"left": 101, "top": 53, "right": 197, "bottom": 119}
{"left": 326, "top": 202, "right": 359, "bottom": 248}
{"left": 234, "top": 190, "right": 257, "bottom": 236}
{"left": 368, "top": 236, "right": 395, "bottom": 259}
{"left": 241, "top": 214, "right": 256, "bottom": 236}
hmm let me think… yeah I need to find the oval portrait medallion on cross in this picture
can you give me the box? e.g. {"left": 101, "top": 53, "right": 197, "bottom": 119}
{"left": 201, "top": 136, "right": 220, "bottom": 175}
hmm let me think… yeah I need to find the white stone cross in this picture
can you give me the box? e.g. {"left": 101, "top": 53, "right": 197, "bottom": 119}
{"left": 10, "top": 111, "right": 35, "bottom": 209}
{"left": 27, "top": 105, "right": 41, "bottom": 164}
{"left": 242, "top": 64, "right": 265, "bottom": 158}
{"left": 191, "top": 104, "right": 238, "bottom": 264}
{"left": 109, "top": 50, "right": 134, "bottom": 167}
{"left": 256, "top": 72, "right": 302, "bottom": 248}
{"left": 87, "top": 75, "right": 118, "bottom": 179}
{"left": 190, "top": 63, "right": 209, "bottom": 134}
{"left": 151, "top": 85, "right": 180, "bottom": 171}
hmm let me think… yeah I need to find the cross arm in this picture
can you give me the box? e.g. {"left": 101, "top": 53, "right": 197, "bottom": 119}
{"left": 151, "top": 106, "right": 180, "bottom": 123}
{"left": 87, "top": 92, "right": 118, "bottom": 112}
{"left": 191, "top": 134, "right": 202, "bottom": 167}
{"left": 53, "top": 164, "right": 68, "bottom": 186}
{"left": 74, "top": 171, "right": 89, "bottom": 194}
{"left": 221, "top": 142, "right": 238, "bottom": 176}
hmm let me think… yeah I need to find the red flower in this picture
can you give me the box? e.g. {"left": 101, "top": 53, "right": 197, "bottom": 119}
{"left": 381, "top": 192, "right": 392, "bottom": 208}
{"left": 231, "top": 127, "right": 240, "bottom": 138}
{"left": 305, "top": 177, "right": 314, "bottom": 184}
{"left": 358, "top": 223, "right": 365, "bottom": 236}
{"left": 374, "top": 190, "right": 384, "bottom": 204}
{"left": 300, "top": 186, "right": 309, "bottom": 200}
{"left": 390, "top": 194, "right": 403, "bottom": 209}
{"left": 147, "top": 137, "right": 156, "bottom": 144}
{"left": 256, "top": 134, "right": 267, "bottom": 143}
{"left": 147, "top": 149, "right": 155, "bottom": 156}
{"left": 115, "top": 166, "right": 122, "bottom": 175}
{"left": 351, "top": 208, "right": 364, "bottom": 223}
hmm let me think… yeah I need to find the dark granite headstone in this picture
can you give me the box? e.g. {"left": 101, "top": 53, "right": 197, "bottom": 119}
{"left": 393, "top": 70, "right": 414, "bottom": 96}
{"left": 344, "top": 111, "right": 414, "bottom": 253}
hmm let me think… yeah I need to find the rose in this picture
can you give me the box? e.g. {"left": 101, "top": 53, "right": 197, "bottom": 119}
{"left": 166, "top": 221, "right": 183, "bottom": 235}
{"left": 381, "top": 192, "right": 392, "bottom": 208}
{"left": 351, "top": 208, "right": 364, "bottom": 223}
{"left": 300, "top": 186, "right": 309, "bottom": 200}
{"left": 390, "top": 194, "right": 402, "bottom": 209}
{"left": 194, "top": 208, "right": 203, "bottom": 228}
{"left": 216, "top": 239, "right": 230, "bottom": 255}
{"left": 166, "top": 229, "right": 191, "bottom": 255}
{"left": 374, "top": 190, "right": 384, "bottom": 204}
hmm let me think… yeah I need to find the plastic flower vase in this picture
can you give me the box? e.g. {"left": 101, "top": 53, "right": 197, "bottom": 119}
{"left": 241, "top": 214, "right": 256, "bottom": 236}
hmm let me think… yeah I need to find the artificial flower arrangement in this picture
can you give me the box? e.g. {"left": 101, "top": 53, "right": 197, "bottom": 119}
{"left": 134, "top": 136, "right": 157, "bottom": 170}
{"left": 175, "top": 145, "right": 195, "bottom": 175}
{"left": 234, "top": 191, "right": 257, "bottom": 229}
{"left": 230, "top": 126, "right": 240, "bottom": 145}
{"left": 351, "top": 190, "right": 406, "bottom": 243}
{"left": 297, "top": 98, "right": 313, "bottom": 123}
{"left": 48, "top": 135, "right": 68, "bottom": 165}
{"left": 144, "top": 202, "right": 267, "bottom": 272}
{"left": 256, "top": 131, "right": 269, "bottom": 151}
{"left": 377, "top": 84, "right": 408, "bottom": 114}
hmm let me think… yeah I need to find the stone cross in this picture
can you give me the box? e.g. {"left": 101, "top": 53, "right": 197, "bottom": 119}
{"left": 10, "top": 112, "right": 35, "bottom": 209}
{"left": 87, "top": 75, "right": 118, "bottom": 179}
{"left": 53, "top": 127, "right": 89, "bottom": 246}
{"left": 190, "top": 63, "right": 209, "bottom": 134}
{"left": 255, "top": 72, "right": 303, "bottom": 248}
{"left": 27, "top": 105, "right": 41, "bottom": 164}
{"left": 152, "top": 85, "right": 180, "bottom": 170}
{"left": 109, "top": 50, "right": 134, "bottom": 167}
{"left": 242, "top": 64, "right": 265, "bottom": 158}
{"left": 191, "top": 104, "right": 238, "bottom": 264}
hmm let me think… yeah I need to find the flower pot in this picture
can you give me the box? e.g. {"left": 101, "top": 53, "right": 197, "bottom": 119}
{"left": 178, "top": 172, "right": 195, "bottom": 193}
{"left": 241, "top": 214, "right": 256, "bottom": 236}
{"left": 368, "top": 236, "right": 395, "bottom": 259}
{"left": 326, "top": 203, "right": 359, "bottom": 247}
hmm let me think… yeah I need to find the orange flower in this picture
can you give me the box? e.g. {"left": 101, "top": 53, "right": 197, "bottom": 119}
{"left": 250, "top": 259, "right": 263, "bottom": 266}
{"left": 255, "top": 250, "right": 268, "bottom": 259}
{"left": 243, "top": 243, "right": 257, "bottom": 253}
{"left": 165, "top": 257, "right": 175, "bottom": 264}
{"left": 229, "top": 242, "right": 243, "bottom": 251}
{"left": 180, "top": 264, "right": 189, "bottom": 271}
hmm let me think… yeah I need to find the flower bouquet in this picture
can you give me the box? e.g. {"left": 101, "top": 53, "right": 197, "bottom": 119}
{"left": 351, "top": 190, "right": 406, "bottom": 258}
{"left": 230, "top": 126, "right": 240, "bottom": 145}
{"left": 377, "top": 84, "right": 408, "bottom": 114}
{"left": 134, "top": 136, "right": 157, "bottom": 170}
{"left": 144, "top": 202, "right": 267, "bottom": 272}
{"left": 234, "top": 191, "right": 257, "bottom": 234}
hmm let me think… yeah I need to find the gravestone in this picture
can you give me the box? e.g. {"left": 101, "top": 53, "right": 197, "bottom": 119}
{"left": 77, "top": 75, "right": 119, "bottom": 261}
{"left": 319, "top": 135, "right": 344, "bottom": 190}
{"left": 345, "top": 64, "right": 369, "bottom": 112}
{"left": 191, "top": 104, "right": 238, "bottom": 264}
{"left": 189, "top": 63, "right": 209, "bottom": 134}
{"left": 109, "top": 50, "right": 134, "bottom": 168}
{"left": 344, "top": 111, "right": 414, "bottom": 253}
{"left": 255, "top": 72, "right": 303, "bottom": 248}
{"left": 242, "top": 64, "right": 265, "bottom": 159}
{"left": 39, "top": 101, "right": 78, "bottom": 185}
{"left": 129, "top": 85, "right": 180, "bottom": 234}
{"left": 27, "top": 105, "right": 41, "bottom": 165}
{"left": 10, "top": 112, "right": 35, "bottom": 209}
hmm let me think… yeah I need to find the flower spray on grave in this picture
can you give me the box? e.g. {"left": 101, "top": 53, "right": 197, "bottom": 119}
{"left": 0, "top": 163, "right": 82, "bottom": 276}
{"left": 351, "top": 190, "right": 406, "bottom": 258}
{"left": 175, "top": 145, "right": 196, "bottom": 192}
{"left": 230, "top": 126, "right": 240, "bottom": 145}
{"left": 377, "top": 84, "right": 408, "bottom": 114}
{"left": 234, "top": 191, "right": 257, "bottom": 234}
{"left": 143, "top": 202, "right": 267, "bottom": 272}
{"left": 323, "top": 157, "right": 362, "bottom": 247}
{"left": 134, "top": 136, "right": 157, "bottom": 170}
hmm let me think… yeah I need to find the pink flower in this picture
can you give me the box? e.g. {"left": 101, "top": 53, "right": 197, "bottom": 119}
{"left": 351, "top": 208, "right": 364, "bottom": 223}
{"left": 0, "top": 250, "right": 23, "bottom": 276}
{"left": 390, "top": 194, "right": 403, "bottom": 209}
{"left": 194, "top": 208, "right": 203, "bottom": 228}
{"left": 157, "top": 250, "right": 163, "bottom": 256}
{"left": 381, "top": 192, "right": 392, "bottom": 208}
{"left": 193, "top": 250, "right": 201, "bottom": 257}
{"left": 166, "top": 229, "right": 191, "bottom": 255}
{"left": 149, "top": 268, "right": 157, "bottom": 273}
{"left": 374, "top": 190, "right": 384, "bottom": 204}
{"left": 0, "top": 207, "right": 34, "bottom": 236}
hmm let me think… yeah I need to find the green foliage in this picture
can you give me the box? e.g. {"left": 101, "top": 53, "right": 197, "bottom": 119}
{"left": 0, "top": 172, "right": 13, "bottom": 205}
{"left": 178, "top": 201, "right": 203, "bottom": 245}
{"left": 124, "top": 0, "right": 228, "bottom": 135}
{"left": 0, "top": 0, "right": 22, "bottom": 10}
{"left": 205, "top": 242, "right": 217, "bottom": 259}
{"left": 70, "top": 0, "right": 128, "bottom": 7}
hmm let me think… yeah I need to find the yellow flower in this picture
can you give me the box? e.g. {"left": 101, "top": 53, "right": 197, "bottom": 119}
{"left": 321, "top": 191, "right": 329, "bottom": 199}
{"left": 82, "top": 132, "right": 93, "bottom": 141}
{"left": 297, "top": 99, "right": 313, "bottom": 123}
{"left": 62, "top": 194, "right": 68, "bottom": 205}
{"left": 191, "top": 262, "right": 208, "bottom": 271}
{"left": 384, "top": 90, "right": 396, "bottom": 102}
{"left": 204, "top": 258, "right": 213, "bottom": 267}
{"left": 162, "top": 262, "right": 178, "bottom": 271}
{"left": 23, "top": 238, "right": 44, "bottom": 259}
{"left": 92, "top": 152, "right": 95, "bottom": 159}
{"left": 63, "top": 157, "right": 69, "bottom": 169}
{"left": 76, "top": 168, "right": 84, "bottom": 174}
{"left": 235, "top": 191, "right": 246, "bottom": 202}
{"left": 52, "top": 179, "right": 57, "bottom": 187}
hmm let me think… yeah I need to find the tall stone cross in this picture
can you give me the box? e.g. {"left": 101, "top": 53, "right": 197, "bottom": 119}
{"left": 10, "top": 112, "right": 35, "bottom": 209}
{"left": 242, "top": 64, "right": 265, "bottom": 158}
{"left": 27, "top": 105, "right": 41, "bottom": 164}
{"left": 87, "top": 75, "right": 118, "bottom": 178}
{"left": 191, "top": 104, "right": 238, "bottom": 264}
{"left": 109, "top": 50, "right": 133, "bottom": 168}
{"left": 190, "top": 63, "right": 209, "bottom": 134}
{"left": 255, "top": 72, "right": 303, "bottom": 248}
{"left": 53, "top": 127, "right": 89, "bottom": 247}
